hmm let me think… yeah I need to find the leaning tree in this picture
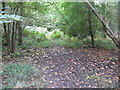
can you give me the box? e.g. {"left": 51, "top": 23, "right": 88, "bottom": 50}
{"left": 84, "top": 0, "right": 120, "bottom": 49}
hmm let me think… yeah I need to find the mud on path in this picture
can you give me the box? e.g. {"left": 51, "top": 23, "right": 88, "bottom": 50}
{"left": 2, "top": 41, "right": 118, "bottom": 88}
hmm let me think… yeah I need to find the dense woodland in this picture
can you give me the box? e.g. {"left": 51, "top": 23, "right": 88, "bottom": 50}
{"left": 0, "top": 1, "right": 120, "bottom": 88}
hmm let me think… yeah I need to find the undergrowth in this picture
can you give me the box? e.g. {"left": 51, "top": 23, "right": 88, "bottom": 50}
{"left": 51, "top": 30, "right": 63, "bottom": 39}
{"left": 56, "top": 35, "right": 84, "bottom": 48}
{"left": 23, "top": 29, "right": 53, "bottom": 48}
{"left": 2, "top": 63, "right": 44, "bottom": 88}
{"left": 55, "top": 35, "right": 117, "bottom": 50}
{"left": 83, "top": 37, "right": 117, "bottom": 50}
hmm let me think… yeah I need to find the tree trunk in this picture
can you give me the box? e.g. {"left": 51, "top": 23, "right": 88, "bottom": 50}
{"left": 7, "top": 23, "right": 11, "bottom": 51}
{"left": 118, "top": 1, "right": 120, "bottom": 88}
{"left": 84, "top": 0, "right": 119, "bottom": 48}
{"left": 118, "top": 2, "right": 120, "bottom": 47}
{"left": 88, "top": 9, "right": 94, "bottom": 47}
{"left": 2, "top": 2, "right": 10, "bottom": 53}
{"left": 102, "top": 2, "right": 107, "bottom": 38}
{"left": 18, "top": 2, "right": 23, "bottom": 45}
{"left": 18, "top": 21, "right": 23, "bottom": 45}
{"left": 10, "top": 2, "right": 23, "bottom": 52}
{"left": 10, "top": 22, "right": 15, "bottom": 53}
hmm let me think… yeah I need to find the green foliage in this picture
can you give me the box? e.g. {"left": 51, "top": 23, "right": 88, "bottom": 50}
{"left": 56, "top": 35, "right": 84, "bottom": 48}
{"left": 20, "top": 45, "right": 28, "bottom": 50}
{"left": 30, "top": 31, "right": 39, "bottom": 36}
{"left": 35, "top": 32, "right": 47, "bottom": 41}
{"left": 57, "top": 2, "right": 95, "bottom": 37}
{"left": 83, "top": 37, "right": 92, "bottom": 45}
{"left": 94, "top": 38, "right": 117, "bottom": 50}
{"left": 32, "top": 40, "right": 53, "bottom": 48}
{"left": 23, "top": 29, "right": 31, "bottom": 36}
{"left": 3, "top": 63, "right": 34, "bottom": 88}
{"left": 51, "top": 30, "right": 62, "bottom": 39}
{"left": 11, "top": 51, "right": 24, "bottom": 57}
{"left": 23, "top": 29, "right": 53, "bottom": 48}
{"left": 82, "top": 36, "right": 117, "bottom": 50}
{"left": 23, "top": 29, "right": 47, "bottom": 41}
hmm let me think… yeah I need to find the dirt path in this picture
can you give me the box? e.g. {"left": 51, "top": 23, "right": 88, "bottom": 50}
{"left": 2, "top": 40, "right": 118, "bottom": 88}
{"left": 30, "top": 40, "right": 118, "bottom": 88}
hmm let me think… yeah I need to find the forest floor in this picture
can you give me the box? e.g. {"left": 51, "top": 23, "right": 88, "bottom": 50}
{"left": 2, "top": 40, "right": 119, "bottom": 88}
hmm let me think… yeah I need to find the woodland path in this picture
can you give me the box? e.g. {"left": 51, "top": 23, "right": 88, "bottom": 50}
{"left": 3, "top": 39, "right": 118, "bottom": 88}
{"left": 30, "top": 40, "right": 118, "bottom": 88}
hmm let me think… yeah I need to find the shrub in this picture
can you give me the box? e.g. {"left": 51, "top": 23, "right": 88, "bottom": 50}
{"left": 23, "top": 33, "right": 52, "bottom": 48}
{"left": 51, "top": 30, "right": 62, "bottom": 39}
{"left": 95, "top": 38, "right": 117, "bottom": 50}
{"left": 56, "top": 35, "right": 83, "bottom": 48}
{"left": 23, "top": 29, "right": 31, "bottom": 36}
{"left": 35, "top": 32, "right": 47, "bottom": 41}
{"left": 30, "top": 31, "right": 39, "bottom": 35}
{"left": 32, "top": 40, "right": 53, "bottom": 48}
{"left": 23, "top": 29, "right": 47, "bottom": 42}
{"left": 82, "top": 37, "right": 117, "bottom": 50}
{"left": 23, "top": 29, "right": 52, "bottom": 48}
{"left": 20, "top": 45, "right": 28, "bottom": 50}
{"left": 83, "top": 37, "right": 91, "bottom": 45}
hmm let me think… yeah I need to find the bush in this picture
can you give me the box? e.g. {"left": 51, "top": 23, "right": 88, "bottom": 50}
{"left": 20, "top": 45, "right": 28, "bottom": 50}
{"left": 23, "top": 34, "right": 52, "bottom": 48}
{"left": 95, "top": 38, "right": 117, "bottom": 50}
{"left": 35, "top": 32, "right": 47, "bottom": 41}
{"left": 30, "top": 31, "right": 39, "bottom": 35}
{"left": 56, "top": 35, "right": 83, "bottom": 48}
{"left": 82, "top": 37, "right": 117, "bottom": 50}
{"left": 23, "top": 29, "right": 31, "bottom": 36}
{"left": 23, "top": 29, "right": 47, "bottom": 42}
{"left": 56, "top": 35, "right": 117, "bottom": 49}
{"left": 32, "top": 40, "right": 53, "bottom": 48}
{"left": 83, "top": 37, "right": 91, "bottom": 45}
{"left": 22, "top": 29, "right": 53, "bottom": 48}
{"left": 51, "top": 30, "right": 62, "bottom": 39}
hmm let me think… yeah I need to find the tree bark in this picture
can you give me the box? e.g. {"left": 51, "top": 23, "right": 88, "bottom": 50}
{"left": 84, "top": 0, "right": 119, "bottom": 48}
{"left": 88, "top": 9, "right": 94, "bottom": 47}
{"left": 9, "top": 2, "right": 23, "bottom": 52}
{"left": 2, "top": 2, "right": 10, "bottom": 53}
{"left": 102, "top": 2, "right": 107, "bottom": 38}
{"left": 18, "top": 2, "right": 23, "bottom": 45}
{"left": 7, "top": 23, "right": 11, "bottom": 51}
{"left": 18, "top": 21, "right": 23, "bottom": 45}
{"left": 118, "top": 2, "right": 120, "bottom": 43}
{"left": 10, "top": 22, "right": 15, "bottom": 53}
{"left": 118, "top": 1, "right": 120, "bottom": 88}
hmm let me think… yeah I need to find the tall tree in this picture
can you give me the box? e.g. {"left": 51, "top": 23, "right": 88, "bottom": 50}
{"left": 2, "top": 2, "right": 10, "bottom": 53}
{"left": 17, "top": 2, "right": 23, "bottom": 45}
{"left": 84, "top": 0, "right": 119, "bottom": 48}
{"left": 88, "top": 9, "right": 94, "bottom": 47}
{"left": 58, "top": 2, "right": 89, "bottom": 37}
{"left": 118, "top": 1, "right": 120, "bottom": 87}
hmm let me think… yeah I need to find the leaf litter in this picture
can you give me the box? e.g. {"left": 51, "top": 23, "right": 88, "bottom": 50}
{"left": 2, "top": 43, "right": 118, "bottom": 88}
